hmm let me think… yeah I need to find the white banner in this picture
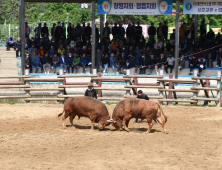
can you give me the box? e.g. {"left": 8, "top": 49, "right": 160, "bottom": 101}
{"left": 183, "top": 0, "right": 222, "bottom": 14}
{"left": 98, "top": 0, "right": 172, "bottom": 15}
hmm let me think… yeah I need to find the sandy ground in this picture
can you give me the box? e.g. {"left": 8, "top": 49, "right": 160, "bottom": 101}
{"left": 0, "top": 103, "right": 222, "bottom": 170}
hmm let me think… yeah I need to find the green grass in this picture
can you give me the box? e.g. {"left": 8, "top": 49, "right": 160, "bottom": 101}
{"left": 107, "top": 102, "right": 118, "bottom": 105}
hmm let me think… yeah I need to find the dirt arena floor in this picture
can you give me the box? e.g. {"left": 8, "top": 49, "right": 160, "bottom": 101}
{"left": 0, "top": 103, "right": 222, "bottom": 170}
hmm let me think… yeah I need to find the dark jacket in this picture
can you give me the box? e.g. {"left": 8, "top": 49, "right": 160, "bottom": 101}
{"left": 119, "top": 57, "right": 126, "bottom": 66}
{"left": 15, "top": 41, "right": 21, "bottom": 50}
{"left": 179, "top": 58, "right": 185, "bottom": 69}
{"left": 190, "top": 58, "right": 198, "bottom": 67}
{"left": 102, "top": 57, "right": 109, "bottom": 65}
{"left": 41, "top": 26, "right": 49, "bottom": 37}
{"left": 148, "top": 26, "right": 156, "bottom": 36}
{"left": 140, "top": 56, "right": 148, "bottom": 66}
{"left": 42, "top": 56, "right": 50, "bottom": 64}
{"left": 112, "top": 26, "right": 119, "bottom": 37}
{"left": 137, "top": 94, "right": 149, "bottom": 100}
{"left": 85, "top": 88, "right": 97, "bottom": 99}
{"left": 25, "top": 57, "right": 30, "bottom": 69}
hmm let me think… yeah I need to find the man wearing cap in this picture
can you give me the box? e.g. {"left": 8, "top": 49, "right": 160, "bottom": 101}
{"left": 134, "top": 90, "right": 158, "bottom": 124}
{"left": 6, "top": 35, "right": 15, "bottom": 50}
{"left": 85, "top": 83, "right": 97, "bottom": 99}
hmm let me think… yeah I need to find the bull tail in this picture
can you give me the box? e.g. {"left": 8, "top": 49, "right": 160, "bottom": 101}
{"left": 58, "top": 108, "right": 65, "bottom": 118}
{"left": 157, "top": 103, "right": 167, "bottom": 123}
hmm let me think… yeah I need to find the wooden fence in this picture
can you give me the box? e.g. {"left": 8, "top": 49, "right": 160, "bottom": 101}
{"left": 0, "top": 69, "right": 221, "bottom": 106}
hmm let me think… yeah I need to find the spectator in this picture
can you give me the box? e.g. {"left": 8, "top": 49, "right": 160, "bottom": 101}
{"left": 217, "top": 48, "right": 222, "bottom": 68}
{"left": 25, "top": 54, "right": 31, "bottom": 70}
{"left": 196, "top": 47, "right": 204, "bottom": 59}
{"left": 119, "top": 24, "right": 125, "bottom": 38}
{"left": 33, "top": 53, "right": 43, "bottom": 73}
{"left": 207, "top": 29, "right": 215, "bottom": 40}
{"left": 80, "top": 53, "right": 88, "bottom": 74}
{"left": 48, "top": 45, "right": 56, "bottom": 65}
{"left": 178, "top": 54, "right": 185, "bottom": 72}
{"left": 37, "top": 46, "right": 46, "bottom": 57}
{"left": 148, "top": 54, "right": 156, "bottom": 75}
{"left": 154, "top": 37, "right": 163, "bottom": 49}
{"left": 186, "top": 39, "right": 193, "bottom": 52}
{"left": 110, "top": 53, "right": 119, "bottom": 74}
{"left": 41, "top": 23, "right": 49, "bottom": 37}
{"left": 126, "top": 53, "right": 136, "bottom": 69}
{"left": 73, "top": 54, "right": 80, "bottom": 74}
{"left": 84, "top": 23, "right": 92, "bottom": 40}
{"left": 57, "top": 44, "right": 65, "bottom": 56}
{"left": 67, "top": 22, "right": 72, "bottom": 38}
{"left": 157, "top": 23, "right": 164, "bottom": 39}
{"left": 157, "top": 52, "right": 167, "bottom": 75}
{"left": 162, "top": 21, "right": 168, "bottom": 41}
{"left": 189, "top": 55, "right": 198, "bottom": 75}
{"left": 62, "top": 22, "right": 66, "bottom": 38}
{"left": 55, "top": 22, "right": 64, "bottom": 41}
{"left": 198, "top": 56, "right": 206, "bottom": 74}
{"left": 75, "top": 22, "right": 83, "bottom": 40}
{"left": 200, "top": 20, "right": 206, "bottom": 36}
{"left": 111, "top": 39, "right": 118, "bottom": 51}
{"left": 102, "top": 53, "right": 109, "bottom": 74}
{"left": 85, "top": 83, "right": 97, "bottom": 99}
{"left": 59, "top": 53, "right": 68, "bottom": 73}
{"left": 76, "top": 38, "right": 83, "bottom": 50}
{"left": 86, "top": 46, "right": 91, "bottom": 63}
{"left": 66, "top": 53, "right": 74, "bottom": 74}
{"left": 135, "top": 22, "right": 142, "bottom": 42}
{"left": 112, "top": 23, "right": 119, "bottom": 39}
{"left": 14, "top": 37, "right": 21, "bottom": 57}
{"left": 34, "top": 23, "right": 41, "bottom": 39}
{"left": 165, "top": 53, "right": 175, "bottom": 74}
{"left": 148, "top": 23, "right": 156, "bottom": 39}
{"left": 187, "top": 47, "right": 195, "bottom": 61}
{"left": 126, "top": 23, "right": 133, "bottom": 38}
{"left": 52, "top": 53, "right": 59, "bottom": 73}
{"left": 6, "top": 35, "right": 15, "bottom": 51}
{"left": 96, "top": 47, "right": 104, "bottom": 72}
{"left": 140, "top": 54, "right": 148, "bottom": 74}
{"left": 185, "top": 26, "right": 195, "bottom": 42}
{"left": 25, "top": 22, "right": 31, "bottom": 38}
{"left": 179, "top": 23, "right": 187, "bottom": 40}
{"left": 42, "top": 53, "right": 51, "bottom": 73}
{"left": 119, "top": 53, "right": 126, "bottom": 71}
{"left": 199, "top": 33, "right": 207, "bottom": 49}
{"left": 51, "top": 23, "right": 56, "bottom": 37}
{"left": 179, "top": 39, "right": 187, "bottom": 55}
{"left": 146, "top": 39, "right": 154, "bottom": 49}
{"left": 43, "top": 37, "right": 50, "bottom": 52}
{"left": 103, "top": 23, "right": 111, "bottom": 38}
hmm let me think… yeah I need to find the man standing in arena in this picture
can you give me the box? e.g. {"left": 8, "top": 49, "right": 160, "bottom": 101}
{"left": 134, "top": 90, "right": 158, "bottom": 124}
{"left": 85, "top": 83, "right": 97, "bottom": 99}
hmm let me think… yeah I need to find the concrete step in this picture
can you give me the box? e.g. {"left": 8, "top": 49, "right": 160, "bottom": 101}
{"left": 0, "top": 70, "right": 18, "bottom": 75}
{"left": 0, "top": 54, "right": 16, "bottom": 58}
{"left": 0, "top": 66, "right": 18, "bottom": 70}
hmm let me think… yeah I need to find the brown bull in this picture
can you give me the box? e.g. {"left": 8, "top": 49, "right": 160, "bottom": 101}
{"left": 107, "top": 98, "right": 167, "bottom": 134}
{"left": 58, "top": 96, "right": 111, "bottom": 130}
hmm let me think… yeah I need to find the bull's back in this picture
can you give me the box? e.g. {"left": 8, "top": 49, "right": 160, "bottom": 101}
{"left": 65, "top": 96, "right": 108, "bottom": 117}
{"left": 112, "top": 98, "right": 158, "bottom": 119}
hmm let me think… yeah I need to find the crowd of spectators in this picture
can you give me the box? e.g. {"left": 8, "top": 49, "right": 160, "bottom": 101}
{"left": 8, "top": 20, "right": 222, "bottom": 75}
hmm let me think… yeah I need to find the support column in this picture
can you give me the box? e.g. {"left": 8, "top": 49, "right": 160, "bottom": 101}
{"left": 91, "top": 1, "right": 96, "bottom": 73}
{"left": 100, "top": 14, "right": 104, "bottom": 40}
{"left": 168, "top": 73, "right": 173, "bottom": 105}
{"left": 217, "top": 71, "right": 221, "bottom": 107}
{"left": 174, "top": 0, "right": 180, "bottom": 79}
{"left": 195, "top": 15, "right": 198, "bottom": 40}
{"left": 20, "top": 0, "right": 25, "bottom": 75}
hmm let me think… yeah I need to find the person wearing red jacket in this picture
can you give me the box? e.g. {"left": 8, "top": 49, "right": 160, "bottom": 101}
{"left": 37, "top": 46, "right": 46, "bottom": 57}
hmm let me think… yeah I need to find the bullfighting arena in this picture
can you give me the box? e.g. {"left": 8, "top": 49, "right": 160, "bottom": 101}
{"left": 1, "top": 103, "right": 222, "bottom": 170}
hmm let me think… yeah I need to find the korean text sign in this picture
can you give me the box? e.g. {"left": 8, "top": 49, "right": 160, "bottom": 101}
{"left": 98, "top": 0, "right": 172, "bottom": 15}
{"left": 183, "top": 0, "right": 222, "bottom": 14}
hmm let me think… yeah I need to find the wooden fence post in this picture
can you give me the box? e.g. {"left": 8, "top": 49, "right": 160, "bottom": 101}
{"left": 168, "top": 73, "right": 173, "bottom": 105}
{"left": 98, "top": 72, "right": 102, "bottom": 97}
{"left": 193, "top": 70, "right": 198, "bottom": 106}
{"left": 217, "top": 71, "right": 221, "bottom": 107}
{"left": 133, "top": 73, "right": 138, "bottom": 94}
{"left": 159, "top": 70, "right": 164, "bottom": 104}
{"left": 126, "top": 70, "right": 131, "bottom": 95}
{"left": 24, "top": 79, "right": 30, "bottom": 103}
{"left": 204, "top": 75, "right": 210, "bottom": 106}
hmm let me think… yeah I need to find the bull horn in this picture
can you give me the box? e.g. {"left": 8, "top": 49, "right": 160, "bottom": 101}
{"left": 106, "top": 119, "right": 113, "bottom": 123}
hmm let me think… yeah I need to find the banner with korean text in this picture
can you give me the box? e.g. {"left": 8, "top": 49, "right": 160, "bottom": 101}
{"left": 183, "top": 0, "right": 222, "bottom": 14}
{"left": 97, "top": 0, "right": 172, "bottom": 15}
